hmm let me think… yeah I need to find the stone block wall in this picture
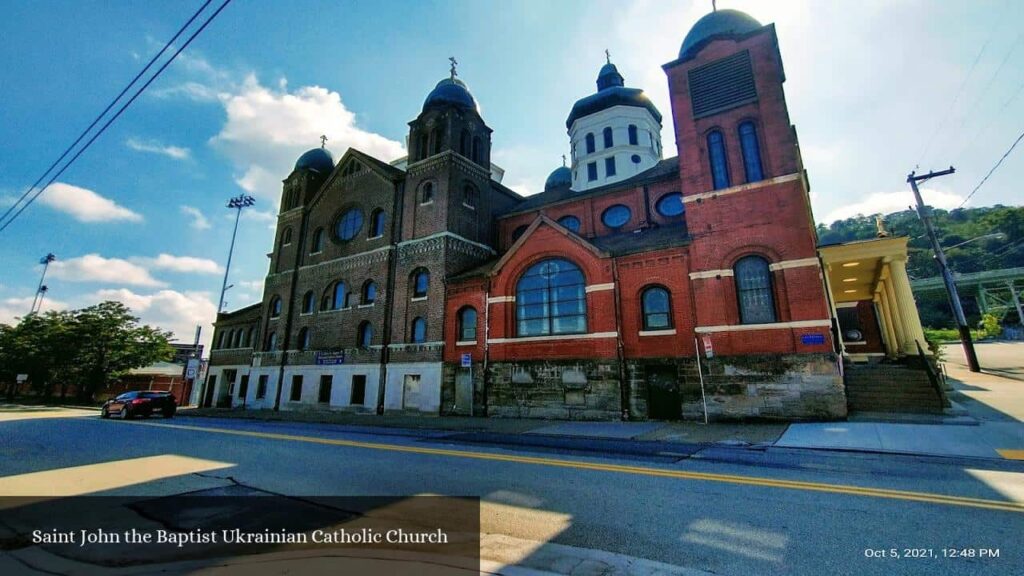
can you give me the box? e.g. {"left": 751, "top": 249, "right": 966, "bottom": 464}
{"left": 486, "top": 360, "right": 621, "bottom": 420}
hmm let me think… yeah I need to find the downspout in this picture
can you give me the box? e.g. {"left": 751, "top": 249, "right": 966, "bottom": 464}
{"left": 376, "top": 179, "right": 405, "bottom": 414}
{"left": 482, "top": 280, "right": 491, "bottom": 417}
{"left": 273, "top": 195, "right": 312, "bottom": 411}
{"left": 611, "top": 259, "right": 629, "bottom": 420}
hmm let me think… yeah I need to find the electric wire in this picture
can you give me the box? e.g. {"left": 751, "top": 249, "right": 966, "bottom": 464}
{"left": 0, "top": 0, "right": 233, "bottom": 233}
{"left": 0, "top": 0, "right": 214, "bottom": 227}
{"left": 956, "top": 127, "right": 1024, "bottom": 209}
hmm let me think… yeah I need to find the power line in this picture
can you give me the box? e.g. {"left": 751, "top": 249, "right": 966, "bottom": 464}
{"left": 0, "top": 0, "right": 233, "bottom": 233}
{"left": 953, "top": 77, "right": 1024, "bottom": 160}
{"left": 957, "top": 127, "right": 1024, "bottom": 208}
{"left": 0, "top": 0, "right": 214, "bottom": 227}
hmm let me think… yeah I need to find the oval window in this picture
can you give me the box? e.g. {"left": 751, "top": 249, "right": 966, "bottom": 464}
{"left": 557, "top": 215, "right": 581, "bottom": 233}
{"left": 631, "top": 154, "right": 641, "bottom": 164}
{"left": 656, "top": 193, "right": 685, "bottom": 217}
{"left": 601, "top": 205, "right": 631, "bottom": 229}
{"left": 336, "top": 208, "right": 364, "bottom": 241}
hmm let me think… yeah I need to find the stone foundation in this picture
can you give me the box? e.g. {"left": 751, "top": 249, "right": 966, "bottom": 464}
{"left": 485, "top": 360, "right": 622, "bottom": 420}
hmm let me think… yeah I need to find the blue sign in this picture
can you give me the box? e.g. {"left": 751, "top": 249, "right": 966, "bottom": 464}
{"left": 460, "top": 353, "right": 472, "bottom": 368}
{"left": 801, "top": 333, "right": 826, "bottom": 345}
{"left": 315, "top": 351, "right": 346, "bottom": 365}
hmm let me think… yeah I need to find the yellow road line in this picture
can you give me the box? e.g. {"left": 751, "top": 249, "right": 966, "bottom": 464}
{"left": 115, "top": 420, "right": 1024, "bottom": 514}
{"left": 997, "top": 449, "right": 1024, "bottom": 460}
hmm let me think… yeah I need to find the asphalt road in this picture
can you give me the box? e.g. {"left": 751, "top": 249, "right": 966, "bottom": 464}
{"left": 942, "top": 341, "right": 1024, "bottom": 380}
{"left": 1, "top": 410, "right": 1022, "bottom": 576}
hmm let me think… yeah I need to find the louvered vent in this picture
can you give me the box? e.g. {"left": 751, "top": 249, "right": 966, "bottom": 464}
{"left": 688, "top": 50, "right": 757, "bottom": 119}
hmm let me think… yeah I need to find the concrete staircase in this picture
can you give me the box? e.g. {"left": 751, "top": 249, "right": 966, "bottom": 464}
{"left": 844, "top": 363, "right": 945, "bottom": 414}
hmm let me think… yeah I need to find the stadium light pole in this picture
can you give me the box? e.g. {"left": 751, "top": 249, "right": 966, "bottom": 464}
{"left": 30, "top": 253, "right": 56, "bottom": 315}
{"left": 218, "top": 194, "right": 255, "bottom": 314}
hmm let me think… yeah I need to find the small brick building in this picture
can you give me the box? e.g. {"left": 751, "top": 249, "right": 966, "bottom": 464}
{"left": 205, "top": 9, "right": 861, "bottom": 420}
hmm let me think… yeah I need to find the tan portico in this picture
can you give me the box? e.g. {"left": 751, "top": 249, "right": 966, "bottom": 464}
{"left": 819, "top": 236, "right": 928, "bottom": 360}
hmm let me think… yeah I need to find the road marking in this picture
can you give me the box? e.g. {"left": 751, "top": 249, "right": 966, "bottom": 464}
{"left": 115, "top": 420, "right": 1024, "bottom": 514}
{"left": 997, "top": 449, "right": 1024, "bottom": 460}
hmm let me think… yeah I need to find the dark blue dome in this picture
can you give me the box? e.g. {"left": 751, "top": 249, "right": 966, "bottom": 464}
{"left": 294, "top": 147, "right": 335, "bottom": 173}
{"left": 423, "top": 77, "right": 478, "bottom": 112}
{"left": 545, "top": 166, "right": 572, "bottom": 190}
{"left": 596, "top": 63, "right": 625, "bottom": 90}
{"left": 679, "top": 9, "right": 762, "bottom": 60}
{"left": 566, "top": 63, "right": 662, "bottom": 129}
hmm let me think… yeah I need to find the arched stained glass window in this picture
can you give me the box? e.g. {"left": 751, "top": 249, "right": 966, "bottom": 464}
{"left": 412, "top": 269, "right": 429, "bottom": 298}
{"left": 516, "top": 258, "right": 587, "bottom": 337}
{"left": 302, "top": 291, "right": 315, "bottom": 314}
{"left": 641, "top": 286, "right": 672, "bottom": 330}
{"left": 333, "top": 281, "right": 348, "bottom": 310}
{"left": 369, "top": 209, "right": 385, "bottom": 237}
{"left": 362, "top": 280, "right": 377, "bottom": 304}
{"left": 297, "top": 328, "right": 311, "bottom": 351}
{"left": 266, "top": 332, "right": 278, "bottom": 351}
{"left": 270, "top": 296, "right": 282, "bottom": 318}
{"left": 311, "top": 228, "right": 324, "bottom": 253}
{"left": 707, "top": 130, "right": 730, "bottom": 190}
{"left": 358, "top": 322, "right": 374, "bottom": 347}
{"left": 738, "top": 121, "right": 764, "bottom": 183}
{"left": 458, "top": 307, "right": 477, "bottom": 341}
{"left": 411, "top": 317, "right": 426, "bottom": 343}
{"left": 336, "top": 208, "right": 363, "bottom": 241}
{"left": 734, "top": 256, "right": 776, "bottom": 324}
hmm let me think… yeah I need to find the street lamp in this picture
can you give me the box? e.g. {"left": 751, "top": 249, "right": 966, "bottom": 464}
{"left": 218, "top": 194, "right": 255, "bottom": 314}
{"left": 943, "top": 232, "right": 1006, "bottom": 251}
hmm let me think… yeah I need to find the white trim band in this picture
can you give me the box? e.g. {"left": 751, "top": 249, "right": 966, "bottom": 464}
{"left": 689, "top": 269, "right": 733, "bottom": 280}
{"left": 487, "top": 296, "right": 515, "bottom": 304}
{"left": 683, "top": 173, "right": 802, "bottom": 204}
{"left": 585, "top": 283, "right": 615, "bottom": 293}
{"left": 488, "top": 332, "right": 618, "bottom": 344}
{"left": 769, "top": 258, "right": 820, "bottom": 271}
{"left": 695, "top": 319, "right": 831, "bottom": 333}
{"left": 639, "top": 329, "right": 677, "bottom": 337}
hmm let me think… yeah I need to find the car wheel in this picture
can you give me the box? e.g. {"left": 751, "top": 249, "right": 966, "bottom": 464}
{"left": 119, "top": 407, "right": 131, "bottom": 420}
{"left": 101, "top": 407, "right": 109, "bottom": 419}
{"left": 163, "top": 409, "right": 175, "bottom": 419}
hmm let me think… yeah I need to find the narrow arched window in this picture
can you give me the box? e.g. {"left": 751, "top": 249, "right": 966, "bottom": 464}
{"left": 460, "top": 129, "right": 470, "bottom": 156}
{"left": 463, "top": 184, "right": 476, "bottom": 208}
{"left": 333, "top": 281, "right": 348, "bottom": 310}
{"left": 310, "top": 228, "right": 324, "bottom": 253}
{"left": 369, "top": 209, "right": 385, "bottom": 237}
{"left": 417, "top": 133, "right": 428, "bottom": 161}
{"left": 297, "top": 327, "right": 311, "bottom": 351}
{"left": 603, "top": 127, "right": 613, "bottom": 148}
{"left": 421, "top": 181, "right": 434, "bottom": 204}
{"left": 516, "top": 258, "right": 586, "bottom": 336}
{"left": 472, "top": 137, "right": 482, "bottom": 163}
{"left": 266, "top": 332, "right": 278, "bottom": 351}
{"left": 232, "top": 329, "right": 242, "bottom": 348}
{"left": 412, "top": 269, "right": 430, "bottom": 298}
{"left": 458, "top": 307, "right": 478, "bottom": 341}
{"left": 411, "top": 317, "right": 426, "bottom": 343}
{"left": 641, "top": 286, "right": 672, "bottom": 330}
{"left": 430, "top": 128, "right": 442, "bottom": 155}
{"left": 738, "top": 121, "right": 764, "bottom": 183}
{"left": 247, "top": 328, "right": 255, "bottom": 347}
{"left": 628, "top": 124, "right": 639, "bottom": 145}
{"left": 358, "top": 322, "right": 373, "bottom": 347}
{"left": 302, "top": 291, "right": 315, "bottom": 314}
{"left": 707, "top": 130, "right": 730, "bottom": 190}
{"left": 362, "top": 280, "right": 377, "bottom": 304}
{"left": 282, "top": 227, "right": 293, "bottom": 245}
{"left": 270, "top": 296, "right": 282, "bottom": 318}
{"left": 239, "top": 328, "right": 247, "bottom": 348}
{"left": 734, "top": 256, "right": 776, "bottom": 324}
{"left": 585, "top": 133, "right": 595, "bottom": 154}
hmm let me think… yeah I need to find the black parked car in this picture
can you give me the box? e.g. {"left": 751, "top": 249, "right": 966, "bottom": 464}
{"left": 101, "top": 391, "right": 176, "bottom": 419}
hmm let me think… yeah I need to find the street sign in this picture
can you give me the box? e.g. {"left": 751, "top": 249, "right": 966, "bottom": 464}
{"left": 460, "top": 353, "right": 472, "bottom": 368}
{"left": 16, "top": 374, "right": 28, "bottom": 383}
{"left": 701, "top": 335, "right": 714, "bottom": 358}
{"left": 185, "top": 359, "right": 200, "bottom": 379}
{"left": 316, "top": 351, "right": 346, "bottom": 365}
{"left": 801, "top": 333, "right": 826, "bottom": 345}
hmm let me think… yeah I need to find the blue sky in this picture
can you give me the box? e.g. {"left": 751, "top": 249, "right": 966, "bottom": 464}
{"left": 1, "top": 0, "right": 1022, "bottom": 347}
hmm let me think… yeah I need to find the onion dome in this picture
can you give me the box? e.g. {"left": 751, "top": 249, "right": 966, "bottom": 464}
{"left": 294, "top": 147, "right": 334, "bottom": 173}
{"left": 566, "top": 62, "right": 661, "bottom": 129}
{"left": 423, "top": 77, "right": 478, "bottom": 112}
{"left": 544, "top": 166, "right": 572, "bottom": 190}
{"left": 679, "top": 9, "right": 762, "bottom": 60}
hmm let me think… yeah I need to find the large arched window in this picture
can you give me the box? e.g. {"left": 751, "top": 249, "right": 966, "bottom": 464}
{"left": 411, "top": 317, "right": 426, "bottom": 343}
{"left": 332, "top": 281, "right": 348, "bottom": 310}
{"left": 734, "top": 255, "right": 776, "bottom": 324}
{"left": 603, "top": 126, "right": 613, "bottom": 148}
{"left": 458, "top": 306, "right": 478, "bottom": 341}
{"left": 516, "top": 258, "right": 587, "bottom": 336}
{"left": 358, "top": 322, "right": 374, "bottom": 347}
{"left": 270, "top": 296, "right": 282, "bottom": 318}
{"left": 412, "top": 269, "right": 429, "bottom": 298}
{"left": 362, "top": 280, "right": 377, "bottom": 305}
{"left": 641, "top": 286, "right": 672, "bottom": 330}
{"left": 738, "top": 121, "right": 764, "bottom": 183}
{"left": 336, "top": 208, "right": 364, "bottom": 241}
{"left": 310, "top": 227, "right": 324, "bottom": 253}
{"left": 707, "top": 130, "right": 730, "bottom": 190}
{"left": 369, "top": 209, "right": 385, "bottom": 237}
{"left": 420, "top": 181, "right": 434, "bottom": 204}
{"left": 302, "top": 291, "right": 315, "bottom": 314}
{"left": 297, "top": 327, "right": 311, "bottom": 351}
{"left": 585, "top": 133, "right": 596, "bottom": 154}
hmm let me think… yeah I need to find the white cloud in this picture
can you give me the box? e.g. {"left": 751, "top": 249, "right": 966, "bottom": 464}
{"left": 126, "top": 138, "right": 191, "bottom": 160}
{"left": 135, "top": 254, "right": 223, "bottom": 275}
{"left": 820, "top": 188, "right": 965, "bottom": 223}
{"left": 0, "top": 296, "right": 69, "bottom": 326}
{"left": 210, "top": 74, "right": 406, "bottom": 202}
{"left": 38, "top": 182, "right": 142, "bottom": 223}
{"left": 49, "top": 254, "right": 165, "bottom": 287}
{"left": 89, "top": 288, "right": 217, "bottom": 348}
{"left": 180, "top": 205, "right": 211, "bottom": 230}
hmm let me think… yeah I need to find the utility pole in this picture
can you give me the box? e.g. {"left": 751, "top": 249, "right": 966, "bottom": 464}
{"left": 30, "top": 253, "right": 56, "bottom": 315}
{"left": 908, "top": 167, "right": 980, "bottom": 372}
{"left": 218, "top": 194, "right": 255, "bottom": 314}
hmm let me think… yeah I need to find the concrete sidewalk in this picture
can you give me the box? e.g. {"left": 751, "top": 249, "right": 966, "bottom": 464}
{"left": 777, "top": 362, "right": 1024, "bottom": 460}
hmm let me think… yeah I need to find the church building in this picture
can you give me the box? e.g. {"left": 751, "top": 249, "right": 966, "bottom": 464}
{"left": 201, "top": 9, "right": 934, "bottom": 420}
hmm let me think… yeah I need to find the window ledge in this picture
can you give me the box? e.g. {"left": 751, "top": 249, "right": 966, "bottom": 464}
{"left": 310, "top": 251, "right": 322, "bottom": 256}
{"left": 411, "top": 296, "right": 428, "bottom": 302}
{"left": 462, "top": 203, "right": 476, "bottom": 210}
{"left": 455, "top": 340, "right": 477, "bottom": 347}
{"left": 420, "top": 200, "right": 434, "bottom": 206}
{"left": 367, "top": 235, "right": 384, "bottom": 241}
{"left": 639, "top": 329, "right": 677, "bottom": 337}
{"left": 358, "top": 303, "right": 375, "bottom": 309}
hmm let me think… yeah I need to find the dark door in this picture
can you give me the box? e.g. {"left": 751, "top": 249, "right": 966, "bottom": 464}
{"left": 203, "top": 375, "right": 217, "bottom": 407}
{"left": 647, "top": 366, "right": 681, "bottom": 420}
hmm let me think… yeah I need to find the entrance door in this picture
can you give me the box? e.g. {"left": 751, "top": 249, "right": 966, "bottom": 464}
{"left": 455, "top": 368, "right": 472, "bottom": 415}
{"left": 647, "top": 366, "right": 681, "bottom": 420}
{"left": 203, "top": 375, "right": 217, "bottom": 407}
{"left": 402, "top": 374, "right": 421, "bottom": 410}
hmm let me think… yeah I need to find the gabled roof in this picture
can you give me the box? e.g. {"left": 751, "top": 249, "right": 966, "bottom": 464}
{"left": 504, "top": 157, "right": 679, "bottom": 216}
{"left": 591, "top": 223, "right": 690, "bottom": 256}
{"left": 344, "top": 148, "right": 406, "bottom": 181}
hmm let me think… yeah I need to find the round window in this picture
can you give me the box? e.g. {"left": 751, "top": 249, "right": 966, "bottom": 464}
{"left": 336, "top": 208, "right": 364, "bottom": 240}
{"left": 557, "top": 215, "right": 581, "bottom": 233}
{"left": 631, "top": 154, "right": 641, "bottom": 164}
{"left": 655, "top": 193, "right": 685, "bottom": 217}
{"left": 601, "top": 205, "right": 631, "bottom": 229}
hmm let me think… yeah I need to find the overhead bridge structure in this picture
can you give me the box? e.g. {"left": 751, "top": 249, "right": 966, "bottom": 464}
{"left": 911, "top": 267, "right": 1024, "bottom": 325}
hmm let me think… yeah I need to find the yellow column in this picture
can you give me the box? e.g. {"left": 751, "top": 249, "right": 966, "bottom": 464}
{"left": 876, "top": 291, "right": 898, "bottom": 358}
{"left": 882, "top": 277, "right": 906, "bottom": 354}
{"left": 889, "top": 257, "right": 928, "bottom": 354}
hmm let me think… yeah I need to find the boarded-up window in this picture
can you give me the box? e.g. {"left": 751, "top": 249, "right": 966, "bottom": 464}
{"left": 688, "top": 50, "right": 757, "bottom": 119}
